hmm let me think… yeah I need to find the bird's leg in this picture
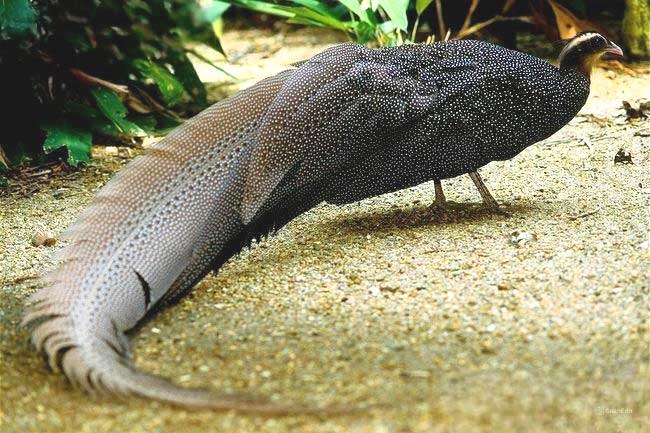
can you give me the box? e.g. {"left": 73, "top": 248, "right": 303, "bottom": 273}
{"left": 428, "top": 179, "right": 453, "bottom": 217}
{"left": 468, "top": 171, "right": 511, "bottom": 216}
{"left": 434, "top": 179, "right": 446, "bottom": 206}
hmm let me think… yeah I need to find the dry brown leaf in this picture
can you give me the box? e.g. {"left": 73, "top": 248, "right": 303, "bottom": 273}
{"left": 0, "top": 144, "right": 8, "bottom": 168}
{"left": 70, "top": 68, "right": 129, "bottom": 94}
{"left": 502, "top": 0, "right": 517, "bottom": 14}
{"left": 600, "top": 60, "right": 639, "bottom": 76}
{"left": 546, "top": 0, "right": 609, "bottom": 40}
{"left": 547, "top": 0, "right": 584, "bottom": 39}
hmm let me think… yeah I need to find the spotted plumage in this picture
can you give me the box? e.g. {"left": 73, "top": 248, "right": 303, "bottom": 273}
{"left": 22, "top": 33, "right": 623, "bottom": 411}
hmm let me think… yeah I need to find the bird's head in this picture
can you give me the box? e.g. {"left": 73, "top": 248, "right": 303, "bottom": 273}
{"left": 559, "top": 31, "right": 624, "bottom": 76}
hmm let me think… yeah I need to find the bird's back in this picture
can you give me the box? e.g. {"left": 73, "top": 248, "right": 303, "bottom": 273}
{"left": 324, "top": 40, "right": 590, "bottom": 205}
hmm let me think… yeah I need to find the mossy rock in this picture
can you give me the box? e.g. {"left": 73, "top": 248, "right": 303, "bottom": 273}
{"left": 623, "top": 0, "right": 650, "bottom": 59}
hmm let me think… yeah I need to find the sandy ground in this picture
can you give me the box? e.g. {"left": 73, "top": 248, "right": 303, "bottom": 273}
{"left": 1, "top": 27, "right": 649, "bottom": 433}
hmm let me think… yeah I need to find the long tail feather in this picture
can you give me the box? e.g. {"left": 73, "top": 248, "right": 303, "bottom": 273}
{"left": 21, "top": 70, "right": 327, "bottom": 412}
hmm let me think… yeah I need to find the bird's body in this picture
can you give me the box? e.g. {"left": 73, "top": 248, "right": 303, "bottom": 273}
{"left": 320, "top": 40, "right": 589, "bottom": 205}
{"left": 22, "top": 34, "right": 622, "bottom": 411}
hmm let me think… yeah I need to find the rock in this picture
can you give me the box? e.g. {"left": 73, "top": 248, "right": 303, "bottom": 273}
{"left": 498, "top": 282, "right": 515, "bottom": 291}
{"left": 509, "top": 231, "right": 537, "bottom": 246}
{"left": 31, "top": 231, "right": 56, "bottom": 247}
{"left": 614, "top": 148, "right": 634, "bottom": 164}
{"left": 623, "top": 0, "right": 650, "bottom": 59}
{"left": 480, "top": 339, "right": 495, "bottom": 354}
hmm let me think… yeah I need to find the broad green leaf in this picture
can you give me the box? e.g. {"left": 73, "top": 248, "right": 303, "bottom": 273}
{"left": 385, "top": 35, "right": 402, "bottom": 46}
{"left": 0, "top": 0, "right": 37, "bottom": 38}
{"left": 378, "top": 20, "right": 398, "bottom": 34}
{"left": 378, "top": 0, "right": 408, "bottom": 31}
{"left": 194, "top": 2, "right": 229, "bottom": 55}
{"left": 151, "top": 113, "right": 182, "bottom": 134}
{"left": 202, "top": 1, "right": 230, "bottom": 21}
{"left": 91, "top": 88, "right": 146, "bottom": 137}
{"left": 63, "top": 101, "right": 122, "bottom": 136}
{"left": 354, "top": 20, "right": 376, "bottom": 44}
{"left": 130, "top": 114, "right": 158, "bottom": 133}
{"left": 415, "top": 0, "right": 434, "bottom": 15}
{"left": 361, "top": 0, "right": 380, "bottom": 12}
{"left": 169, "top": 52, "right": 207, "bottom": 106}
{"left": 133, "top": 59, "right": 187, "bottom": 106}
{"left": 339, "top": 0, "right": 365, "bottom": 20}
{"left": 42, "top": 125, "right": 92, "bottom": 166}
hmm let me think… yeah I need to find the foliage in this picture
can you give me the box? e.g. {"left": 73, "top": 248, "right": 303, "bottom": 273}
{"left": 227, "top": 0, "right": 418, "bottom": 46}
{"left": 0, "top": 0, "right": 229, "bottom": 169}
{"left": 225, "top": 0, "right": 612, "bottom": 47}
{"left": 225, "top": 0, "right": 524, "bottom": 46}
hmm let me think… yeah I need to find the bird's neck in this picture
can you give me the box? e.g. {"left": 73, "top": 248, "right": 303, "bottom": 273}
{"left": 560, "top": 53, "right": 598, "bottom": 78}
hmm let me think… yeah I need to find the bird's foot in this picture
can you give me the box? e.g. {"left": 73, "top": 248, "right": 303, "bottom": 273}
{"left": 484, "top": 204, "right": 512, "bottom": 217}
{"left": 427, "top": 201, "right": 448, "bottom": 219}
{"left": 427, "top": 200, "right": 466, "bottom": 221}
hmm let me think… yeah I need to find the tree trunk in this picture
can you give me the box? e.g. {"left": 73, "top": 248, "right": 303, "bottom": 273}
{"left": 623, "top": 0, "right": 650, "bottom": 59}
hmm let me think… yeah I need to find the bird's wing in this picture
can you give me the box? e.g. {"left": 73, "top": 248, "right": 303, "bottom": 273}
{"left": 240, "top": 44, "right": 441, "bottom": 223}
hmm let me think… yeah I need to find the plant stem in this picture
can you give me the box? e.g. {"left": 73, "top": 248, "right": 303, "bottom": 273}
{"left": 411, "top": 15, "right": 421, "bottom": 43}
{"left": 435, "top": 0, "right": 446, "bottom": 41}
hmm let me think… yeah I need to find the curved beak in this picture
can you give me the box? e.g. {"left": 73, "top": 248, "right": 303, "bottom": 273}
{"left": 601, "top": 41, "right": 624, "bottom": 61}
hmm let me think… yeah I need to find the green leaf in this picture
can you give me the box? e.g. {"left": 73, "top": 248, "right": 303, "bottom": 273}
{"left": 169, "top": 52, "right": 207, "bottom": 106}
{"left": 63, "top": 102, "right": 122, "bottom": 137}
{"left": 285, "top": 7, "right": 350, "bottom": 31}
{"left": 229, "top": 0, "right": 296, "bottom": 18}
{"left": 354, "top": 20, "right": 376, "bottom": 44}
{"left": 130, "top": 114, "right": 158, "bottom": 133}
{"left": 378, "top": 20, "right": 398, "bottom": 34}
{"left": 91, "top": 88, "right": 146, "bottom": 137}
{"left": 360, "top": 0, "right": 380, "bottom": 12}
{"left": 0, "top": 0, "right": 37, "bottom": 38}
{"left": 292, "top": 0, "right": 337, "bottom": 16}
{"left": 378, "top": 0, "right": 408, "bottom": 31}
{"left": 133, "top": 59, "right": 188, "bottom": 106}
{"left": 151, "top": 113, "right": 181, "bottom": 134}
{"left": 339, "top": 0, "right": 368, "bottom": 22}
{"left": 415, "top": 0, "right": 434, "bottom": 15}
{"left": 42, "top": 125, "right": 93, "bottom": 167}
{"left": 202, "top": 1, "right": 231, "bottom": 21}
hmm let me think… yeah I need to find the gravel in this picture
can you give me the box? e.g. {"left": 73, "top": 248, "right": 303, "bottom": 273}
{"left": 1, "top": 27, "right": 648, "bottom": 433}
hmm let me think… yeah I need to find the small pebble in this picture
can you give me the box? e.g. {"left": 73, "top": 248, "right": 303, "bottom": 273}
{"left": 481, "top": 339, "right": 495, "bottom": 354}
{"left": 104, "top": 146, "right": 119, "bottom": 156}
{"left": 498, "top": 282, "right": 514, "bottom": 291}
{"left": 31, "top": 231, "right": 57, "bottom": 247}
{"left": 510, "top": 231, "right": 537, "bottom": 246}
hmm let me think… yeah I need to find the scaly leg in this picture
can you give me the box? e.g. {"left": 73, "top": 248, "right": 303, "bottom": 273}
{"left": 428, "top": 179, "right": 450, "bottom": 216}
{"left": 468, "top": 171, "right": 511, "bottom": 216}
{"left": 434, "top": 179, "right": 446, "bottom": 206}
